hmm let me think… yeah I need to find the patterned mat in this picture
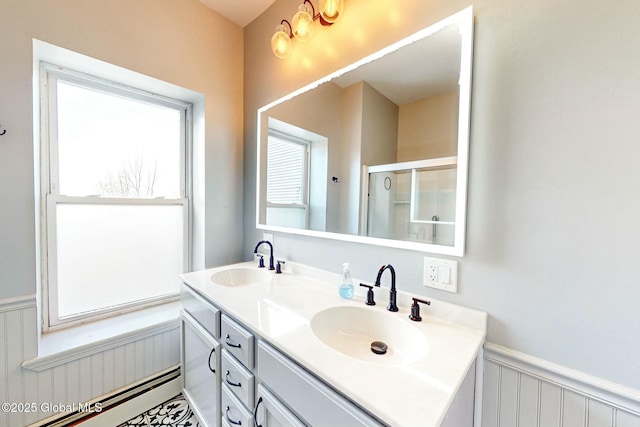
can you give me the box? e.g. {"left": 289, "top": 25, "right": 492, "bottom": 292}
{"left": 117, "top": 394, "right": 201, "bottom": 427}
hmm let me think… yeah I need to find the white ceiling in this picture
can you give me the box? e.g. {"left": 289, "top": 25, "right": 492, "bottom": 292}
{"left": 199, "top": 0, "right": 275, "bottom": 27}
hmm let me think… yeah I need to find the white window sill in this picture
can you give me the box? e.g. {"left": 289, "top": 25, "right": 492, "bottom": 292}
{"left": 22, "top": 302, "right": 181, "bottom": 372}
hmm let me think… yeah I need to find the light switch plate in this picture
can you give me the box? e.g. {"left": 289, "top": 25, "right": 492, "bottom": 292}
{"left": 423, "top": 257, "right": 458, "bottom": 293}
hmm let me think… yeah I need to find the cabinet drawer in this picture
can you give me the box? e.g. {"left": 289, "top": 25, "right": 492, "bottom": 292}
{"left": 221, "top": 315, "right": 254, "bottom": 368}
{"left": 221, "top": 384, "right": 253, "bottom": 427}
{"left": 181, "top": 284, "right": 220, "bottom": 338}
{"left": 222, "top": 349, "right": 255, "bottom": 409}
{"left": 257, "top": 341, "right": 383, "bottom": 427}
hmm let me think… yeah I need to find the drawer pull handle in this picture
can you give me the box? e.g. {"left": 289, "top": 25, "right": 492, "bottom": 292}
{"left": 253, "top": 397, "right": 263, "bottom": 427}
{"left": 226, "top": 406, "right": 242, "bottom": 425}
{"left": 207, "top": 348, "right": 216, "bottom": 374}
{"left": 225, "top": 370, "right": 242, "bottom": 387}
{"left": 225, "top": 334, "right": 242, "bottom": 348}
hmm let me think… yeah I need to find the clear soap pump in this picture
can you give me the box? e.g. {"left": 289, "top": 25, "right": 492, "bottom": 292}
{"left": 338, "top": 262, "right": 354, "bottom": 299}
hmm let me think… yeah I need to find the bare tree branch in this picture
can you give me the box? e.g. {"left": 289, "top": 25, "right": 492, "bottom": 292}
{"left": 97, "top": 156, "right": 158, "bottom": 197}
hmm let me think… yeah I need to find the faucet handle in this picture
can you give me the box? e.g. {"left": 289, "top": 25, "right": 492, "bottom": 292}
{"left": 359, "top": 284, "right": 376, "bottom": 306}
{"left": 409, "top": 297, "right": 431, "bottom": 322}
{"left": 276, "top": 260, "right": 285, "bottom": 274}
{"left": 256, "top": 254, "right": 265, "bottom": 268}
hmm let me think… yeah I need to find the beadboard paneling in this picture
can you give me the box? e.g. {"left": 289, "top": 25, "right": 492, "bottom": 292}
{"left": 482, "top": 344, "right": 640, "bottom": 427}
{"left": 0, "top": 296, "right": 180, "bottom": 427}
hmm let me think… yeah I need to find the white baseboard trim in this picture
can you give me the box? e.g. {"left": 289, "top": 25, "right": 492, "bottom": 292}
{"left": 484, "top": 342, "right": 640, "bottom": 416}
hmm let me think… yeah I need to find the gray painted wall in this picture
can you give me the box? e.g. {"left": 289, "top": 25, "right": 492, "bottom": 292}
{"left": 243, "top": 0, "right": 640, "bottom": 391}
{"left": 0, "top": 0, "right": 245, "bottom": 300}
{"left": 0, "top": 3, "right": 243, "bottom": 424}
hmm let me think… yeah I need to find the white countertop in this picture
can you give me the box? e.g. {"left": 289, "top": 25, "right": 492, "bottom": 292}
{"left": 181, "top": 261, "right": 486, "bottom": 427}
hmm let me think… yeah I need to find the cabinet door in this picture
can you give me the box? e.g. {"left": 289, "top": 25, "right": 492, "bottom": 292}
{"left": 255, "top": 384, "right": 306, "bottom": 427}
{"left": 181, "top": 311, "right": 221, "bottom": 427}
{"left": 440, "top": 361, "right": 476, "bottom": 427}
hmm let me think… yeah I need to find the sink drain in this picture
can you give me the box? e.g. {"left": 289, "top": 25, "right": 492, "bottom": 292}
{"left": 370, "top": 341, "right": 388, "bottom": 355}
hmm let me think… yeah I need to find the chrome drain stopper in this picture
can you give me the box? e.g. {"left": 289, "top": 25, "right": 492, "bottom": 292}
{"left": 370, "top": 341, "right": 388, "bottom": 355}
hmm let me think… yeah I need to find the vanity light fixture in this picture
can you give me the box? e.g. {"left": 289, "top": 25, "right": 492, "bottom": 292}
{"left": 291, "top": 1, "right": 315, "bottom": 42}
{"left": 271, "top": 0, "right": 344, "bottom": 59}
{"left": 271, "top": 21, "right": 293, "bottom": 58}
{"left": 319, "top": 0, "right": 344, "bottom": 23}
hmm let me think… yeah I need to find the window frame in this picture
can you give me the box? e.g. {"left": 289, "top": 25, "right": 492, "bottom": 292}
{"left": 266, "top": 130, "right": 311, "bottom": 228}
{"left": 39, "top": 62, "right": 192, "bottom": 332}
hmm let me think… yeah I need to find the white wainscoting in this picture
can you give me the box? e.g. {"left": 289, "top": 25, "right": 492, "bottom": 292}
{"left": 482, "top": 343, "right": 640, "bottom": 427}
{"left": 0, "top": 295, "right": 180, "bottom": 427}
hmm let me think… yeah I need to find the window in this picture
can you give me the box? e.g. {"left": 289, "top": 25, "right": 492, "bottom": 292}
{"left": 266, "top": 131, "right": 310, "bottom": 229}
{"left": 40, "top": 63, "right": 191, "bottom": 330}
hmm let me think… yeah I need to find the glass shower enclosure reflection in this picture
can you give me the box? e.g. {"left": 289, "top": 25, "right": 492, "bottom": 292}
{"left": 364, "top": 157, "right": 457, "bottom": 246}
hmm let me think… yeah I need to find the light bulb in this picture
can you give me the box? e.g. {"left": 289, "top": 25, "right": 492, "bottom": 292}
{"left": 271, "top": 24, "right": 291, "bottom": 58}
{"left": 320, "top": 0, "right": 343, "bottom": 23}
{"left": 291, "top": 3, "right": 314, "bottom": 42}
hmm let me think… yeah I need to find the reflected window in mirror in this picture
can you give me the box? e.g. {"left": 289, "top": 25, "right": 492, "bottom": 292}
{"left": 266, "top": 118, "right": 329, "bottom": 232}
{"left": 266, "top": 132, "right": 309, "bottom": 229}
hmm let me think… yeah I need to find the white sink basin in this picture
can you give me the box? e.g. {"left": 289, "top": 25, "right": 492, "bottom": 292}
{"left": 310, "top": 306, "right": 428, "bottom": 365}
{"left": 210, "top": 268, "right": 272, "bottom": 287}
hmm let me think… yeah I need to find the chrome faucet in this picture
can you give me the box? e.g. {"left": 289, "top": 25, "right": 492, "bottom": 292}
{"left": 375, "top": 264, "right": 398, "bottom": 312}
{"left": 253, "top": 240, "right": 275, "bottom": 270}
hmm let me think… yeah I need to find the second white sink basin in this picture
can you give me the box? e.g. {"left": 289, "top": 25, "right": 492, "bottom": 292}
{"left": 210, "top": 268, "right": 272, "bottom": 287}
{"left": 310, "top": 306, "right": 428, "bottom": 365}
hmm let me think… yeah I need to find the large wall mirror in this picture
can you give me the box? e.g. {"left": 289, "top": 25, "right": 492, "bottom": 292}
{"left": 257, "top": 7, "right": 473, "bottom": 256}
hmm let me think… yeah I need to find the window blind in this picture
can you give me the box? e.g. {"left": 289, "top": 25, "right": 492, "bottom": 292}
{"left": 267, "top": 135, "right": 307, "bottom": 204}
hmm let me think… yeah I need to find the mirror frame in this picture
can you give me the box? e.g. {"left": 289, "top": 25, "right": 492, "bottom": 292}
{"left": 256, "top": 6, "right": 474, "bottom": 256}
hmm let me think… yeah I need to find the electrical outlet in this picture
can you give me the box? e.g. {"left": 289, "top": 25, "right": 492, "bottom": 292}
{"left": 423, "top": 256, "right": 458, "bottom": 293}
{"left": 427, "top": 264, "right": 438, "bottom": 282}
{"left": 263, "top": 233, "right": 273, "bottom": 245}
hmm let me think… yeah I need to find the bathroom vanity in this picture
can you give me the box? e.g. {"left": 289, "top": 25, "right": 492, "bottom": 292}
{"left": 179, "top": 8, "right": 482, "bottom": 426}
{"left": 180, "top": 261, "right": 486, "bottom": 427}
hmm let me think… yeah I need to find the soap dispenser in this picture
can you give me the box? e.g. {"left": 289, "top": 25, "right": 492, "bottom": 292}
{"left": 338, "top": 263, "right": 354, "bottom": 299}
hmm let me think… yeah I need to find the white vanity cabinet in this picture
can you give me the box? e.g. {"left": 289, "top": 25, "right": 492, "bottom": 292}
{"left": 180, "top": 286, "right": 222, "bottom": 427}
{"left": 180, "top": 268, "right": 486, "bottom": 427}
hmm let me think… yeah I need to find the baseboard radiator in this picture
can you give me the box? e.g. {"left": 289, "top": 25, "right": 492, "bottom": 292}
{"left": 30, "top": 366, "right": 180, "bottom": 427}
{"left": 482, "top": 343, "right": 640, "bottom": 427}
